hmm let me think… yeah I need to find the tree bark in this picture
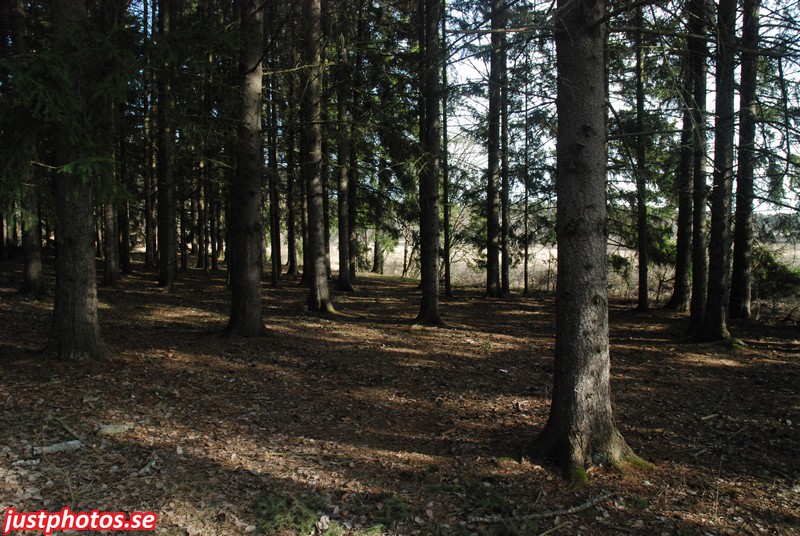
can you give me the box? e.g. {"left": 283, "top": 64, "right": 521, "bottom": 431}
{"left": 688, "top": 0, "right": 708, "bottom": 334}
{"left": 21, "top": 183, "right": 43, "bottom": 296}
{"left": 102, "top": 201, "right": 119, "bottom": 286}
{"left": 46, "top": 0, "right": 107, "bottom": 360}
{"left": 441, "top": 0, "right": 452, "bottom": 298}
{"left": 500, "top": 9, "right": 509, "bottom": 296}
{"left": 157, "top": 0, "right": 176, "bottom": 290}
{"left": 698, "top": 0, "right": 737, "bottom": 341}
{"left": 302, "top": 0, "right": 335, "bottom": 313}
{"left": 372, "top": 160, "right": 389, "bottom": 275}
{"left": 119, "top": 202, "right": 132, "bottom": 275}
{"left": 336, "top": 25, "right": 355, "bottom": 291}
{"left": 730, "top": 0, "right": 760, "bottom": 320}
{"left": 664, "top": 45, "right": 694, "bottom": 312}
{"left": 348, "top": 4, "right": 366, "bottom": 282}
{"left": 485, "top": 0, "right": 503, "bottom": 298}
{"left": 416, "top": 0, "right": 443, "bottom": 325}
{"left": 10, "top": 0, "right": 43, "bottom": 296}
{"left": 267, "top": 70, "right": 281, "bottom": 286}
{"left": 225, "top": 0, "right": 267, "bottom": 336}
{"left": 286, "top": 86, "right": 299, "bottom": 276}
{"left": 142, "top": 0, "right": 158, "bottom": 271}
{"left": 533, "top": 0, "right": 635, "bottom": 477}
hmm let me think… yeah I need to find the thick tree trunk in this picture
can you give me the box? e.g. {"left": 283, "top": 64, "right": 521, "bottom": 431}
{"left": 46, "top": 0, "right": 107, "bottom": 360}
{"left": 416, "top": 0, "right": 443, "bottom": 325}
{"left": 730, "top": 0, "right": 760, "bottom": 320}
{"left": 302, "top": 0, "right": 335, "bottom": 313}
{"left": 533, "top": 0, "right": 635, "bottom": 478}
{"left": 698, "top": 0, "right": 737, "bottom": 341}
{"left": 688, "top": 0, "right": 708, "bottom": 334}
{"left": 157, "top": 0, "right": 176, "bottom": 290}
{"left": 485, "top": 0, "right": 503, "bottom": 298}
{"left": 225, "top": 0, "right": 267, "bottom": 337}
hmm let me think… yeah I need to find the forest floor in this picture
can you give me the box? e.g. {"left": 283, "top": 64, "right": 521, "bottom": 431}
{"left": 1, "top": 255, "right": 799, "bottom": 536}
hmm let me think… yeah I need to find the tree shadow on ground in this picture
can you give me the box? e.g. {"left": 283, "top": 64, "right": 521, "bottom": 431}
{"left": 1, "top": 256, "right": 799, "bottom": 534}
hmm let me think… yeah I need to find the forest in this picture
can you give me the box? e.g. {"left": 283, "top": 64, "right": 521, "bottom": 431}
{"left": 1, "top": 0, "right": 799, "bottom": 534}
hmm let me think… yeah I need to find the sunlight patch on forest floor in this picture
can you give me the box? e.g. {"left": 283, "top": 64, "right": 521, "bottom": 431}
{"left": 1, "top": 259, "right": 798, "bottom": 535}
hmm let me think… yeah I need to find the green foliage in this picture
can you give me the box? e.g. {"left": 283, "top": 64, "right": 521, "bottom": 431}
{"left": 647, "top": 221, "right": 677, "bottom": 266}
{"left": 608, "top": 254, "right": 632, "bottom": 279}
{"left": 373, "top": 496, "right": 413, "bottom": 527}
{"left": 752, "top": 245, "right": 800, "bottom": 301}
{"left": 251, "top": 493, "right": 324, "bottom": 535}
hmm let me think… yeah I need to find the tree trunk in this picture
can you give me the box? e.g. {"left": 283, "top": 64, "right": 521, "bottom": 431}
{"left": 119, "top": 202, "right": 132, "bottom": 275}
{"left": 11, "top": 0, "right": 43, "bottom": 296}
{"left": 225, "top": 0, "right": 267, "bottom": 337}
{"left": 523, "top": 72, "right": 530, "bottom": 296}
{"left": 286, "top": 94, "right": 299, "bottom": 276}
{"left": 532, "top": 0, "right": 636, "bottom": 478}
{"left": 322, "top": 137, "right": 332, "bottom": 280}
{"left": 349, "top": 4, "right": 366, "bottom": 282}
{"left": 688, "top": 0, "right": 708, "bottom": 334}
{"left": 267, "top": 70, "right": 281, "bottom": 286}
{"left": 698, "top": 0, "right": 737, "bottom": 341}
{"left": 348, "top": 128, "right": 359, "bottom": 280}
{"left": 103, "top": 201, "right": 119, "bottom": 286}
{"left": 196, "top": 165, "right": 208, "bottom": 270}
{"left": 302, "top": 0, "right": 335, "bottom": 313}
{"left": 372, "top": 160, "right": 389, "bottom": 275}
{"left": 210, "top": 181, "right": 219, "bottom": 271}
{"left": 142, "top": 0, "right": 157, "bottom": 270}
{"left": 416, "top": 0, "right": 443, "bottom": 325}
{"left": 664, "top": 33, "right": 695, "bottom": 312}
{"left": 179, "top": 184, "right": 188, "bottom": 272}
{"left": 21, "top": 183, "right": 43, "bottom": 296}
{"left": 500, "top": 10, "right": 510, "bottom": 296}
{"left": 485, "top": 0, "right": 503, "bottom": 298}
{"left": 634, "top": 5, "right": 648, "bottom": 311}
{"left": 46, "top": 0, "right": 107, "bottom": 360}
{"left": 300, "top": 160, "right": 310, "bottom": 287}
{"left": 157, "top": 0, "right": 176, "bottom": 291}
{"left": 0, "top": 213, "right": 5, "bottom": 260}
{"left": 730, "top": 0, "right": 760, "bottom": 320}
{"left": 441, "top": 0, "right": 452, "bottom": 298}
{"left": 336, "top": 25, "right": 355, "bottom": 291}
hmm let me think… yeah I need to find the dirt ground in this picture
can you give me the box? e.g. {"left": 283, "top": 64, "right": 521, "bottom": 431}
{"left": 1, "top": 255, "right": 799, "bottom": 535}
